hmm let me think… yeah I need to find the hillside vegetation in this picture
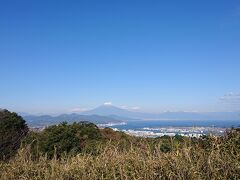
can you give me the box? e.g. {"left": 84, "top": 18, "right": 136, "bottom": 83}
{"left": 0, "top": 110, "right": 239, "bottom": 179}
{"left": 0, "top": 110, "right": 28, "bottom": 160}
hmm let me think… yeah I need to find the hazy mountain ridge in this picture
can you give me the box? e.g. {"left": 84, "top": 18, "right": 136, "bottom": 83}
{"left": 24, "top": 114, "right": 123, "bottom": 127}
{"left": 82, "top": 105, "right": 240, "bottom": 121}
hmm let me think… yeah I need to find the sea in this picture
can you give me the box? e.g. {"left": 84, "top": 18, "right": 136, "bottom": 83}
{"left": 100, "top": 120, "right": 240, "bottom": 138}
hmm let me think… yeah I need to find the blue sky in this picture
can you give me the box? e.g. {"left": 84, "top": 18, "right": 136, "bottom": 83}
{"left": 0, "top": 0, "right": 240, "bottom": 114}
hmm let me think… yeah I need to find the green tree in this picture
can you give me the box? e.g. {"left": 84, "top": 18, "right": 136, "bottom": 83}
{"left": 0, "top": 110, "right": 28, "bottom": 160}
{"left": 27, "top": 121, "right": 102, "bottom": 158}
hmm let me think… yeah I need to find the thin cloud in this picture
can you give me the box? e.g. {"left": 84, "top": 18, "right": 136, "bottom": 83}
{"left": 103, "top": 102, "right": 112, "bottom": 106}
{"left": 120, "top": 106, "right": 128, "bottom": 109}
{"left": 132, "top": 106, "right": 141, "bottom": 110}
{"left": 70, "top": 108, "right": 88, "bottom": 112}
{"left": 120, "top": 105, "right": 141, "bottom": 111}
{"left": 219, "top": 92, "right": 240, "bottom": 105}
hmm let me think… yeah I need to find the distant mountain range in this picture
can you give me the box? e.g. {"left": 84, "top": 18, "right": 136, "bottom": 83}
{"left": 21, "top": 104, "right": 240, "bottom": 127}
{"left": 24, "top": 114, "right": 123, "bottom": 127}
{"left": 82, "top": 105, "right": 240, "bottom": 121}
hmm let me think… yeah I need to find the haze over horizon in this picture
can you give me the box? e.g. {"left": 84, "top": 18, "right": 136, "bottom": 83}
{"left": 4, "top": 102, "right": 240, "bottom": 117}
{"left": 1, "top": 0, "right": 240, "bottom": 114}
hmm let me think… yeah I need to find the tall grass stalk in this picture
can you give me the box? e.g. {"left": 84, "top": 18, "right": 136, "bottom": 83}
{"left": 0, "top": 133, "right": 239, "bottom": 180}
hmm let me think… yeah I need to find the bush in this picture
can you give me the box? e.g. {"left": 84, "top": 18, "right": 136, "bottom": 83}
{"left": 0, "top": 110, "right": 28, "bottom": 160}
{"left": 24, "top": 121, "right": 101, "bottom": 158}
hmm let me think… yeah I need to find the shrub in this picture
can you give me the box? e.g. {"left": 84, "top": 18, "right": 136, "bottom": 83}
{"left": 0, "top": 110, "right": 28, "bottom": 160}
{"left": 23, "top": 121, "right": 101, "bottom": 158}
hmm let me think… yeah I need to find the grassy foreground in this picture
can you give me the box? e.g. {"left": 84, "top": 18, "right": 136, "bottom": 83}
{"left": 0, "top": 129, "right": 239, "bottom": 180}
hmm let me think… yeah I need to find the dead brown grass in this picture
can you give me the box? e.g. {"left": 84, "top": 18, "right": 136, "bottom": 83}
{"left": 0, "top": 130, "right": 239, "bottom": 180}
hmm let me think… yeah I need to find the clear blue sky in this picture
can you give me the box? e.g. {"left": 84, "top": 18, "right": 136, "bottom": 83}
{"left": 0, "top": 0, "right": 240, "bottom": 114}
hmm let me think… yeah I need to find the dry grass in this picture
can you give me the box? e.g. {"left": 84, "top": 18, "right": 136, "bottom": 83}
{"left": 0, "top": 131, "right": 240, "bottom": 180}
